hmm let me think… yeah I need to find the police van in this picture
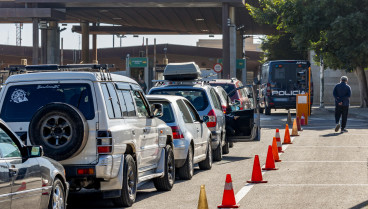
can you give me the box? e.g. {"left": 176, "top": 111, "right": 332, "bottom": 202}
{"left": 259, "top": 60, "right": 313, "bottom": 115}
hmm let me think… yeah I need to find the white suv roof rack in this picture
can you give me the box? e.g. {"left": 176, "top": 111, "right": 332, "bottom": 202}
{"left": 5, "top": 64, "right": 115, "bottom": 81}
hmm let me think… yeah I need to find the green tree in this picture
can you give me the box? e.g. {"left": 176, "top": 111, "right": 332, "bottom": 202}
{"left": 247, "top": 0, "right": 368, "bottom": 107}
{"left": 260, "top": 33, "right": 308, "bottom": 63}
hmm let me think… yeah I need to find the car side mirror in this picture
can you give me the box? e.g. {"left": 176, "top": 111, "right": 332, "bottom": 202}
{"left": 27, "top": 146, "right": 44, "bottom": 158}
{"left": 202, "top": 115, "right": 209, "bottom": 123}
{"left": 151, "top": 103, "right": 163, "bottom": 117}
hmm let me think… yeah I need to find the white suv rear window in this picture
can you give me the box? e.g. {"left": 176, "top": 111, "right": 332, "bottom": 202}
{"left": 0, "top": 84, "right": 94, "bottom": 122}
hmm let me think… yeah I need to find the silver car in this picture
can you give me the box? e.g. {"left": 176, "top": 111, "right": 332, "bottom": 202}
{"left": 0, "top": 119, "right": 69, "bottom": 209}
{"left": 149, "top": 83, "right": 226, "bottom": 161}
{"left": 147, "top": 95, "right": 212, "bottom": 180}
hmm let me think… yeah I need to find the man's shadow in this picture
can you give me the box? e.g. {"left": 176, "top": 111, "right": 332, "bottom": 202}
{"left": 321, "top": 132, "right": 343, "bottom": 137}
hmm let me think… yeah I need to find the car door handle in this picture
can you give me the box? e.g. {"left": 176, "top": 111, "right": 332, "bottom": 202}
{"left": 9, "top": 168, "right": 18, "bottom": 176}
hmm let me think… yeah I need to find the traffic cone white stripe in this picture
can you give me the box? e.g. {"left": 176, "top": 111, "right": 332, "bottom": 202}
{"left": 224, "top": 182, "right": 233, "bottom": 190}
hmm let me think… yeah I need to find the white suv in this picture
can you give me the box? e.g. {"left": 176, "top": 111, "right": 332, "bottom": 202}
{"left": 0, "top": 65, "right": 174, "bottom": 207}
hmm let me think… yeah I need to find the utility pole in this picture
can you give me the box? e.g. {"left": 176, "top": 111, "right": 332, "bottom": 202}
{"left": 320, "top": 56, "right": 325, "bottom": 108}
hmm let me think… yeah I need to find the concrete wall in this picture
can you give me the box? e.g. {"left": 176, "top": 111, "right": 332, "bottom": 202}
{"left": 309, "top": 51, "right": 367, "bottom": 106}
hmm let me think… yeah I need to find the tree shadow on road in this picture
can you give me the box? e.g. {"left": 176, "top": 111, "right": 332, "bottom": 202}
{"left": 349, "top": 200, "right": 368, "bottom": 209}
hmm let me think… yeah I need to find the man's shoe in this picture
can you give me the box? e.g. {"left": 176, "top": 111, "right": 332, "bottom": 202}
{"left": 335, "top": 124, "right": 340, "bottom": 132}
{"left": 341, "top": 129, "right": 348, "bottom": 133}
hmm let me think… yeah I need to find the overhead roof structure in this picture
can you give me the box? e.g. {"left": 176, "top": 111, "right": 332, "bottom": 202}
{"left": 0, "top": 0, "right": 276, "bottom": 35}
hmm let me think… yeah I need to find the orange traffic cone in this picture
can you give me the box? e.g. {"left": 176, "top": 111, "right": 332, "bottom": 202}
{"left": 275, "top": 129, "right": 284, "bottom": 153}
{"left": 283, "top": 124, "right": 292, "bottom": 144}
{"left": 218, "top": 174, "right": 239, "bottom": 208}
{"left": 297, "top": 116, "right": 303, "bottom": 131}
{"left": 291, "top": 119, "right": 299, "bottom": 136}
{"left": 247, "top": 155, "right": 267, "bottom": 183}
{"left": 263, "top": 145, "right": 278, "bottom": 170}
{"left": 272, "top": 137, "right": 282, "bottom": 162}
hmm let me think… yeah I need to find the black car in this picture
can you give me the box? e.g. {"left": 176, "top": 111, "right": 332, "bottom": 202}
{"left": 0, "top": 119, "right": 68, "bottom": 209}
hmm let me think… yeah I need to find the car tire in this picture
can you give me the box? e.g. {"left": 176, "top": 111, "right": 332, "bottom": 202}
{"left": 229, "top": 142, "right": 234, "bottom": 148}
{"left": 259, "top": 108, "right": 264, "bottom": 114}
{"left": 153, "top": 144, "right": 175, "bottom": 191}
{"left": 222, "top": 142, "right": 230, "bottom": 155}
{"left": 198, "top": 141, "right": 212, "bottom": 170}
{"left": 213, "top": 138, "right": 223, "bottom": 161}
{"left": 29, "top": 103, "right": 89, "bottom": 161}
{"left": 48, "top": 178, "right": 66, "bottom": 209}
{"left": 177, "top": 145, "right": 194, "bottom": 180}
{"left": 265, "top": 106, "right": 271, "bottom": 115}
{"left": 113, "top": 154, "right": 137, "bottom": 207}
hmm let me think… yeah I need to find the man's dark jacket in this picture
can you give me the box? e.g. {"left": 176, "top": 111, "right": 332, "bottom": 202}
{"left": 333, "top": 82, "right": 351, "bottom": 106}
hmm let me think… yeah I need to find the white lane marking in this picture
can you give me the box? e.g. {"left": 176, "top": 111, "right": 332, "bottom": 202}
{"left": 281, "top": 161, "right": 366, "bottom": 163}
{"left": 235, "top": 137, "right": 295, "bottom": 203}
{"left": 291, "top": 146, "right": 368, "bottom": 148}
{"left": 261, "top": 184, "right": 368, "bottom": 187}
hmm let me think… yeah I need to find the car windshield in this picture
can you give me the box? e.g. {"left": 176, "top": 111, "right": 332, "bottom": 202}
{"left": 150, "top": 89, "right": 208, "bottom": 111}
{"left": 209, "top": 83, "right": 235, "bottom": 94}
{"left": 155, "top": 101, "right": 175, "bottom": 123}
{"left": 0, "top": 83, "right": 94, "bottom": 122}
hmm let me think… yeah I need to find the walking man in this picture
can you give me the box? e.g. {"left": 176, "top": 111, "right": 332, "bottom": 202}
{"left": 333, "top": 76, "right": 351, "bottom": 133}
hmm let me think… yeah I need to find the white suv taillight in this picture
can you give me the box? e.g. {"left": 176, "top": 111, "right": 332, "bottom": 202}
{"left": 207, "top": 109, "right": 217, "bottom": 128}
{"left": 97, "top": 131, "right": 113, "bottom": 154}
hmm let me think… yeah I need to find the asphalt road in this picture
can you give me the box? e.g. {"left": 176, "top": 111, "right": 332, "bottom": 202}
{"left": 68, "top": 108, "right": 368, "bottom": 209}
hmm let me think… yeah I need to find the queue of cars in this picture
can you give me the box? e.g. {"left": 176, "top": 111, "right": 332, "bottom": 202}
{"left": 0, "top": 62, "right": 259, "bottom": 208}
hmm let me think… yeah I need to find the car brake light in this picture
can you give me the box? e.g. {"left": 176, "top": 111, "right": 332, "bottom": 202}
{"left": 77, "top": 168, "right": 95, "bottom": 175}
{"left": 221, "top": 105, "right": 227, "bottom": 114}
{"left": 207, "top": 109, "right": 217, "bottom": 128}
{"left": 97, "top": 131, "right": 113, "bottom": 154}
{"left": 267, "top": 83, "right": 271, "bottom": 96}
{"left": 98, "top": 146, "right": 112, "bottom": 153}
{"left": 170, "top": 126, "right": 184, "bottom": 139}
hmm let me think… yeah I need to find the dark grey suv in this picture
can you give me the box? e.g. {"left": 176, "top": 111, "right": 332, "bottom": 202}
{"left": 0, "top": 119, "right": 68, "bottom": 209}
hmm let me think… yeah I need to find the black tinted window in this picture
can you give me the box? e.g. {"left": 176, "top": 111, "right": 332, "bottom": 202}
{"left": 101, "top": 84, "right": 115, "bottom": 118}
{"left": 120, "top": 90, "right": 136, "bottom": 117}
{"left": 107, "top": 83, "right": 122, "bottom": 118}
{"left": 176, "top": 100, "right": 193, "bottom": 123}
{"left": 209, "top": 83, "right": 235, "bottom": 94}
{"left": 150, "top": 89, "right": 209, "bottom": 111}
{"left": 156, "top": 102, "right": 175, "bottom": 123}
{"left": 1, "top": 84, "right": 94, "bottom": 122}
{"left": 183, "top": 100, "right": 200, "bottom": 122}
